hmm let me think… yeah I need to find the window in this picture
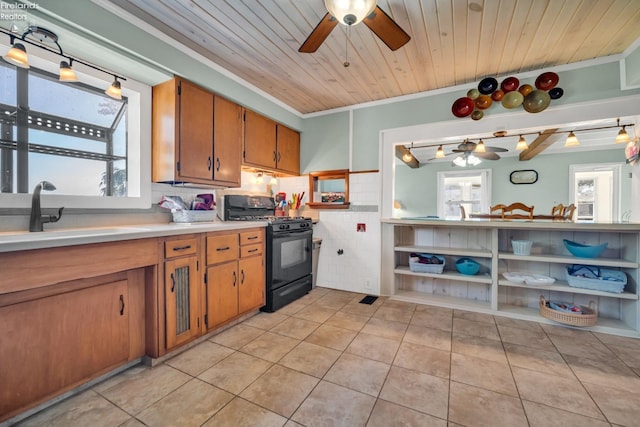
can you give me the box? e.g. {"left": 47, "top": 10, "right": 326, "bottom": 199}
{"left": 437, "top": 169, "right": 491, "bottom": 219}
{"left": 0, "top": 44, "right": 150, "bottom": 209}
{"left": 569, "top": 163, "right": 621, "bottom": 222}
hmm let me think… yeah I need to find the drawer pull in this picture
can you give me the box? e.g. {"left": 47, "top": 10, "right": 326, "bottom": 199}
{"left": 172, "top": 245, "right": 192, "bottom": 251}
{"left": 247, "top": 248, "right": 259, "bottom": 253}
{"left": 119, "top": 294, "right": 125, "bottom": 316}
{"left": 247, "top": 236, "right": 258, "bottom": 240}
{"left": 216, "top": 246, "right": 230, "bottom": 252}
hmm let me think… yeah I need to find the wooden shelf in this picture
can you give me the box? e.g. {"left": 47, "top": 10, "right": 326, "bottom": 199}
{"left": 498, "top": 252, "right": 638, "bottom": 268}
{"left": 395, "top": 245, "right": 492, "bottom": 258}
{"left": 306, "top": 202, "right": 350, "bottom": 209}
{"left": 395, "top": 265, "right": 493, "bottom": 284}
{"left": 498, "top": 279, "right": 638, "bottom": 300}
{"left": 392, "top": 289, "right": 492, "bottom": 312}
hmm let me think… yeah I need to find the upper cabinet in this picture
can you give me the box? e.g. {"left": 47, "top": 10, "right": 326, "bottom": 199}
{"left": 152, "top": 77, "right": 242, "bottom": 187}
{"left": 243, "top": 109, "right": 300, "bottom": 175}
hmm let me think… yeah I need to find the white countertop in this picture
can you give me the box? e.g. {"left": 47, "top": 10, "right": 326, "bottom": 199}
{"left": 0, "top": 221, "right": 268, "bottom": 253}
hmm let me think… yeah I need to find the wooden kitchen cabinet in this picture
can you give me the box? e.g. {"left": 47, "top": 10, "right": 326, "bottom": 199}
{"left": 152, "top": 77, "right": 242, "bottom": 187}
{"left": 243, "top": 109, "right": 300, "bottom": 175}
{"left": 205, "top": 228, "right": 265, "bottom": 329}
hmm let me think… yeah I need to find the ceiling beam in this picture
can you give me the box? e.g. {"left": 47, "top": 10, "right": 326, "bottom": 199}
{"left": 519, "top": 129, "right": 560, "bottom": 161}
{"left": 395, "top": 145, "right": 420, "bottom": 168}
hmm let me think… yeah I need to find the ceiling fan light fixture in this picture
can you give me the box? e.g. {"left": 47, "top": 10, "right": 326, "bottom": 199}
{"left": 468, "top": 154, "right": 482, "bottom": 166}
{"left": 516, "top": 135, "right": 528, "bottom": 150}
{"left": 616, "top": 126, "right": 630, "bottom": 144}
{"left": 325, "top": 0, "right": 377, "bottom": 26}
{"left": 475, "top": 139, "right": 486, "bottom": 153}
{"left": 565, "top": 131, "right": 579, "bottom": 147}
{"left": 435, "top": 145, "right": 445, "bottom": 158}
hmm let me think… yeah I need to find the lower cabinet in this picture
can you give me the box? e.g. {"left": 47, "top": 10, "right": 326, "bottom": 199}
{"left": 205, "top": 228, "right": 265, "bottom": 330}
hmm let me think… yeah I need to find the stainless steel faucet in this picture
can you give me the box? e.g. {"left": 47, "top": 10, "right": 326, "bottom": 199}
{"left": 29, "top": 181, "right": 64, "bottom": 232}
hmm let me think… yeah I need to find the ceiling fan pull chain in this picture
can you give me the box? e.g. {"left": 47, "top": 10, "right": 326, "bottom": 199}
{"left": 344, "top": 25, "right": 350, "bottom": 68}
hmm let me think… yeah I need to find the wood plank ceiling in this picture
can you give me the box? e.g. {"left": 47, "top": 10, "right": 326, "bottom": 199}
{"left": 107, "top": 0, "right": 640, "bottom": 114}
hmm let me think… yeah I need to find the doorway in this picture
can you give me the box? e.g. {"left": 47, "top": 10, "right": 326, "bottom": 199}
{"left": 569, "top": 163, "right": 621, "bottom": 222}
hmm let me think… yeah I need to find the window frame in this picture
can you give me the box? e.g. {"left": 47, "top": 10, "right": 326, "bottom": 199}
{"left": 437, "top": 169, "right": 492, "bottom": 219}
{"left": 569, "top": 162, "right": 621, "bottom": 222}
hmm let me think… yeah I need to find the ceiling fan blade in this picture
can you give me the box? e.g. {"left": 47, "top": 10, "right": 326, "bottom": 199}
{"left": 362, "top": 6, "right": 411, "bottom": 51}
{"left": 299, "top": 13, "right": 338, "bottom": 53}
{"left": 484, "top": 146, "right": 508, "bottom": 153}
{"left": 475, "top": 152, "right": 500, "bottom": 160}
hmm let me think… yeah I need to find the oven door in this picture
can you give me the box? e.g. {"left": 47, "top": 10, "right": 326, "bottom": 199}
{"left": 270, "top": 228, "right": 312, "bottom": 289}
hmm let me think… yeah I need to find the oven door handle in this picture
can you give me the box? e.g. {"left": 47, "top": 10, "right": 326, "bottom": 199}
{"left": 273, "top": 230, "right": 312, "bottom": 238}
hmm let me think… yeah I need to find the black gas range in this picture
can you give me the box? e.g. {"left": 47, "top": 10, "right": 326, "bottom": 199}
{"left": 219, "top": 194, "right": 313, "bottom": 312}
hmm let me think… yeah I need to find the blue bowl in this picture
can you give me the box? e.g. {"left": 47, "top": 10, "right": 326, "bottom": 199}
{"left": 455, "top": 257, "right": 480, "bottom": 275}
{"left": 563, "top": 239, "right": 607, "bottom": 258}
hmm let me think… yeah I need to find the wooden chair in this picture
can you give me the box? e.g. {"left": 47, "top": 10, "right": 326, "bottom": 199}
{"left": 490, "top": 204, "right": 506, "bottom": 215}
{"left": 501, "top": 202, "right": 534, "bottom": 219}
{"left": 551, "top": 204, "right": 564, "bottom": 218}
{"left": 563, "top": 204, "right": 576, "bottom": 220}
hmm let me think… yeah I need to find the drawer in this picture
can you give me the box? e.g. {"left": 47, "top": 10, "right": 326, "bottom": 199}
{"left": 206, "top": 233, "right": 239, "bottom": 265}
{"left": 240, "top": 243, "right": 263, "bottom": 258}
{"left": 165, "top": 237, "right": 198, "bottom": 258}
{"left": 240, "top": 229, "right": 264, "bottom": 245}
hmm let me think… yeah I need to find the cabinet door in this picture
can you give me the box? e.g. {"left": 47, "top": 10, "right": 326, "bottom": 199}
{"left": 165, "top": 256, "right": 200, "bottom": 349}
{"left": 243, "top": 109, "right": 276, "bottom": 169}
{"left": 238, "top": 255, "right": 265, "bottom": 313}
{"left": 213, "top": 96, "right": 242, "bottom": 186}
{"left": 206, "top": 261, "right": 239, "bottom": 329}
{"left": 178, "top": 80, "right": 214, "bottom": 181}
{"left": 0, "top": 280, "right": 129, "bottom": 419}
{"left": 276, "top": 124, "right": 300, "bottom": 174}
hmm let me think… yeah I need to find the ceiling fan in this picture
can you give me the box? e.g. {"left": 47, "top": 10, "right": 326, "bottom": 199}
{"left": 299, "top": 0, "right": 411, "bottom": 54}
{"left": 448, "top": 140, "right": 508, "bottom": 166}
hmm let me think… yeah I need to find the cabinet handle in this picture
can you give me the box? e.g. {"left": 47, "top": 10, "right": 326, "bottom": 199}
{"left": 273, "top": 151, "right": 276, "bottom": 162}
{"left": 172, "top": 245, "right": 192, "bottom": 251}
{"left": 207, "top": 156, "right": 212, "bottom": 171}
{"left": 233, "top": 271, "right": 237, "bottom": 287}
{"left": 216, "top": 246, "right": 230, "bottom": 252}
{"left": 170, "top": 272, "right": 176, "bottom": 292}
{"left": 119, "top": 294, "right": 125, "bottom": 316}
{"left": 216, "top": 157, "right": 221, "bottom": 172}
{"left": 277, "top": 151, "right": 281, "bottom": 162}
{"left": 247, "top": 236, "right": 258, "bottom": 240}
{"left": 241, "top": 269, "right": 245, "bottom": 284}
{"left": 247, "top": 248, "right": 259, "bottom": 253}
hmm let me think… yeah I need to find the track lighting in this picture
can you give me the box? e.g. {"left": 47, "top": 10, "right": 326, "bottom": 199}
{"left": 475, "top": 139, "right": 486, "bottom": 153}
{"left": 270, "top": 175, "right": 278, "bottom": 185}
{"left": 1, "top": 26, "right": 126, "bottom": 97}
{"left": 565, "top": 131, "right": 579, "bottom": 147}
{"left": 403, "top": 142, "right": 414, "bottom": 162}
{"left": 435, "top": 145, "right": 445, "bottom": 158}
{"left": 256, "top": 172, "right": 264, "bottom": 184}
{"left": 516, "top": 135, "right": 528, "bottom": 150}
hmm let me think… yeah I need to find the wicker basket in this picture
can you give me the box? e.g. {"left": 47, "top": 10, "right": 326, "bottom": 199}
{"left": 171, "top": 210, "right": 217, "bottom": 223}
{"left": 565, "top": 265, "right": 626, "bottom": 293}
{"left": 539, "top": 295, "right": 598, "bottom": 327}
{"left": 511, "top": 240, "right": 532, "bottom": 255}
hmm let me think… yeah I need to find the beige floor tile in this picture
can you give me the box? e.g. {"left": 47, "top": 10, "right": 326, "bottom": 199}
{"left": 410, "top": 311, "right": 453, "bottom": 332}
{"left": 504, "top": 343, "right": 573, "bottom": 377}
{"left": 403, "top": 324, "right": 452, "bottom": 351}
{"left": 582, "top": 382, "right": 640, "bottom": 426}
{"left": 381, "top": 299, "right": 417, "bottom": 310}
{"left": 494, "top": 315, "right": 544, "bottom": 331}
{"left": 242, "top": 311, "right": 289, "bottom": 330}
{"left": 240, "top": 365, "right": 318, "bottom": 418}
{"left": 451, "top": 333, "right": 507, "bottom": 364}
{"left": 373, "top": 305, "right": 414, "bottom": 324}
{"left": 608, "top": 344, "right": 640, "bottom": 370}
{"left": 305, "top": 324, "right": 357, "bottom": 351}
{"left": 202, "top": 397, "right": 287, "bottom": 427}
{"left": 209, "top": 324, "right": 265, "bottom": 349}
{"left": 291, "top": 380, "right": 376, "bottom": 427}
{"left": 379, "top": 366, "right": 449, "bottom": 419}
{"left": 347, "top": 332, "right": 401, "bottom": 364}
{"left": 523, "top": 400, "right": 611, "bottom": 427}
{"left": 541, "top": 323, "right": 596, "bottom": 338}
{"left": 361, "top": 317, "right": 408, "bottom": 340}
{"left": 453, "top": 309, "right": 495, "bottom": 324}
{"left": 393, "top": 341, "right": 450, "bottom": 379}
{"left": 453, "top": 317, "right": 500, "bottom": 341}
{"left": 497, "top": 323, "right": 556, "bottom": 350}
{"left": 97, "top": 364, "right": 191, "bottom": 415}
{"left": 136, "top": 378, "right": 232, "bottom": 427}
{"left": 448, "top": 381, "right": 527, "bottom": 427}
{"left": 340, "top": 301, "right": 379, "bottom": 317}
{"left": 324, "top": 353, "right": 390, "bottom": 396}
{"left": 414, "top": 304, "right": 453, "bottom": 316}
{"left": 198, "top": 351, "right": 272, "bottom": 394}
{"left": 512, "top": 366, "right": 605, "bottom": 419}
{"left": 367, "top": 399, "right": 447, "bottom": 427}
{"left": 118, "top": 418, "right": 146, "bottom": 427}
{"left": 450, "top": 352, "right": 517, "bottom": 396}
{"left": 269, "top": 316, "right": 321, "bottom": 340}
{"left": 548, "top": 332, "right": 618, "bottom": 363}
{"left": 278, "top": 341, "right": 341, "bottom": 378}
{"left": 240, "top": 331, "right": 300, "bottom": 362}
{"left": 296, "top": 291, "right": 324, "bottom": 305}
{"left": 292, "top": 304, "right": 337, "bottom": 323}
{"left": 594, "top": 332, "right": 640, "bottom": 351}
{"left": 324, "top": 310, "right": 369, "bottom": 331}
{"left": 17, "top": 390, "right": 130, "bottom": 427}
{"left": 277, "top": 299, "right": 309, "bottom": 315}
{"left": 564, "top": 352, "right": 640, "bottom": 394}
{"left": 91, "top": 365, "right": 148, "bottom": 394}
{"left": 166, "top": 341, "right": 234, "bottom": 376}
{"left": 315, "top": 295, "right": 351, "bottom": 310}
{"left": 284, "top": 421, "right": 305, "bottom": 426}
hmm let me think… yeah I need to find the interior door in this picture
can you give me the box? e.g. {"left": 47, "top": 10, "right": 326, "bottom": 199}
{"left": 179, "top": 80, "right": 214, "bottom": 181}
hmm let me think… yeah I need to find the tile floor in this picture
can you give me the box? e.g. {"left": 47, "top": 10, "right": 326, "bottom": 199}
{"left": 15, "top": 287, "right": 640, "bottom": 427}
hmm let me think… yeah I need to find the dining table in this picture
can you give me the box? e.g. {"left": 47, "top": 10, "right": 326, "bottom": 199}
{"left": 468, "top": 213, "right": 568, "bottom": 220}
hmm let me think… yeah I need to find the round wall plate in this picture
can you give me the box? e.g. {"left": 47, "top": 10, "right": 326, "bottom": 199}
{"left": 510, "top": 170, "right": 538, "bottom": 184}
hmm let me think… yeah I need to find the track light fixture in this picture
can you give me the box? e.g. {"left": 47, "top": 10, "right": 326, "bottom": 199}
{"left": 616, "top": 118, "right": 630, "bottom": 144}
{"left": 403, "top": 142, "right": 414, "bottom": 162}
{"left": 435, "top": 145, "right": 445, "bottom": 158}
{"left": 474, "top": 139, "right": 486, "bottom": 153}
{"left": 564, "top": 131, "right": 579, "bottom": 147}
{"left": 1, "top": 26, "right": 126, "bottom": 99}
{"left": 516, "top": 135, "right": 529, "bottom": 150}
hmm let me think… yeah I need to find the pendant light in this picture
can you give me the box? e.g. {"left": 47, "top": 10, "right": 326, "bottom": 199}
{"left": 565, "top": 131, "right": 579, "bottom": 147}
{"left": 435, "top": 145, "right": 445, "bottom": 158}
{"left": 59, "top": 60, "right": 78, "bottom": 82}
{"left": 616, "top": 118, "right": 630, "bottom": 143}
{"left": 402, "top": 142, "right": 414, "bottom": 162}
{"left": 515, "top": 135, "right": 528, "bottom": 150}
{"left": 3, "top": 42, "right": 29, "bottom": 68}
{"left": 475, "top": 139, "right": 486, "bottom": 153}
{"left": 105, "top": 77, "right": 122, "bottom": 100}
